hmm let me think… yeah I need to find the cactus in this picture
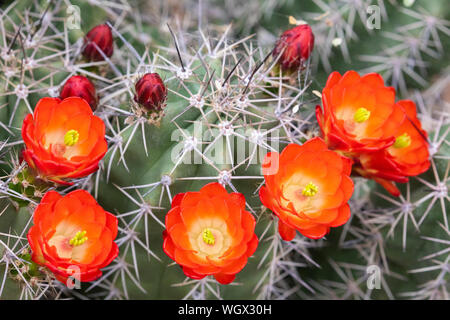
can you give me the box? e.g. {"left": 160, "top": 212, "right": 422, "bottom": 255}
{"left": 0, "top": 0, "right": 449, "bottom": 300}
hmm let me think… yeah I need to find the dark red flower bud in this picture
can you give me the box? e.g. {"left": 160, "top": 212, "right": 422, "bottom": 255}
{"left": 83, "top": 24, "right": 114, "bottom": 62}
{"left": 60, "top": 75, "right": 98, "bottom": 111}
{"left": 134, "top": 73, "right": 167, "bottom": 112}
{"left": 273, "top": 24, "right": 314, "bottom": 71}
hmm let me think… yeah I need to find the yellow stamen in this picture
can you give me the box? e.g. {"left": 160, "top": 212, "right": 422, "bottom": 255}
{"left": 64, "top": 129, "right": 79, "bottom": 146}
{"left": 393, "top": 133, "right": 411, "bottom": 149}
{"left": 354, "top": 107, "right": 371, "bottom": 123}
{"left": 202, "top": 228, "right": 215, "bottom": 245}
{"left": 69, "top": 230, "right": 88, "bottom": 246}
{"left": 302, "top": 182, "right": 318, "bottom": 197}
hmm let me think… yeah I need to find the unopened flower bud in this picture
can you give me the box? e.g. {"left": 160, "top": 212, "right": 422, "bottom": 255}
{"left": 60, "top": 75, "right": 98, "bottom": 111}
{"left": 83, "top": 24, "right": 114, "bottom": 62}
{"left": 273, "top": 24, "right": 314, "bottom": 71}
{"left": 134, "top": 73, "right": 167, "bottom": 112}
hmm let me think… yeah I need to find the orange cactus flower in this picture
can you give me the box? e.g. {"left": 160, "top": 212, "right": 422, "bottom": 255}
{"left": 355, "top": 100, "right": 430, "bottom": 196}
{"left": 27, "top": 190, "right": 119, "bottom": 284}
{"left": 162, "top": 183, "right": 259, "bottom": 285}
{"left": 22, "top": 97, "right": 107, "bottom": 185}
{"left": 259, "top": 137, "right": 354, "bottom": 240}
{"left": 316, "top": 70, "right": 401, "bottom": 154}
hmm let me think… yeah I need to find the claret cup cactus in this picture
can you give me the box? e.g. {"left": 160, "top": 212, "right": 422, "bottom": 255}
{"left": 0, "top": 0, "right": 448, "bottom": 301}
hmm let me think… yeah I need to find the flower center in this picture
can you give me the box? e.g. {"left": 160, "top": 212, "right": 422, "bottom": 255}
{"left": 69, "top": 230, "right": 88, "bottom": 246}
{"left": 202, "top": 228, "right": 215, "bottom": 245}
{"left": 64, "top": 129, "right": 79, "bottom": 146}
{"left": 354, "top": 107, "right": 371, "bottom": 123}
{"left": 393, "top": 133, "right": 411, "bottom": 149}
{"left": 302, "top": 182, "right": 318, "bottom": 197}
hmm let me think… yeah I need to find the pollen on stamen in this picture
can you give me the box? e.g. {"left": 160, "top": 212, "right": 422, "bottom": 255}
{"left": 64, "top": 129, "right": 80, "bottom": 146}
{"left": 69, "top": 230, "right": 88, "bottom": 246}
{"left": 302, "top": 182, "right": 318, "bottom": 197}
{"left": 393, "top": 133, "right": 411, "bottom": 149}
{"left": 354, "top": 107, "right": 371, "bottom": 123}
{"left": 202, "top": 228, "right": 215, "bottom": 245}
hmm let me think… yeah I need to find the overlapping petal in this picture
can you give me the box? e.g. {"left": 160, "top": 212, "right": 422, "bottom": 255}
{"left": 162, "top": 182, "right": 258, "bottom": 284}
{"left": 259, "top": 137, "right": 354, "bottom": 240}
{"left": 316, "top": 71, "right": 398, "bottom": 154}
{"left": 27, "top": 190, "right": 119, "bottom": 284}
{"left": 21, "top": 97, "right": 107, "bottom": 185}
{"left": 355, "top": 100, "right": 430, "bottom": 196}
{"left": 317, "top": 71, "right": 431, "bottom": 196}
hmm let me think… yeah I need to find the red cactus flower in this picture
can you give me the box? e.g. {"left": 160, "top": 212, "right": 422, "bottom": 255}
{"left": 163, "top": 183, "right": 259, "bottom": 285}
{"left": 259, "top": 138, "right": 354, "bottom": 240}
{"left": 27, "top": 190, "right": 118, "bottom": 284}
{"left": 134, "top": 73, "right": 167, "bottom": 112}
{"left": 60, "top": 75, "right": 98, "bottom": 111}
{"left": 355, "top": 100, "right": 430, "bottom": 196}
{"left": 273, "top": 24, "right": 314, "bottom": 71}
{"left": 83, "top": 24, "right": 114, "bottom": 62}
{"left": 22, "top": 97, "right": 107, "bottom": 185}
{"left": 316, "top": 71, "right": 401, "bottom": 154}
